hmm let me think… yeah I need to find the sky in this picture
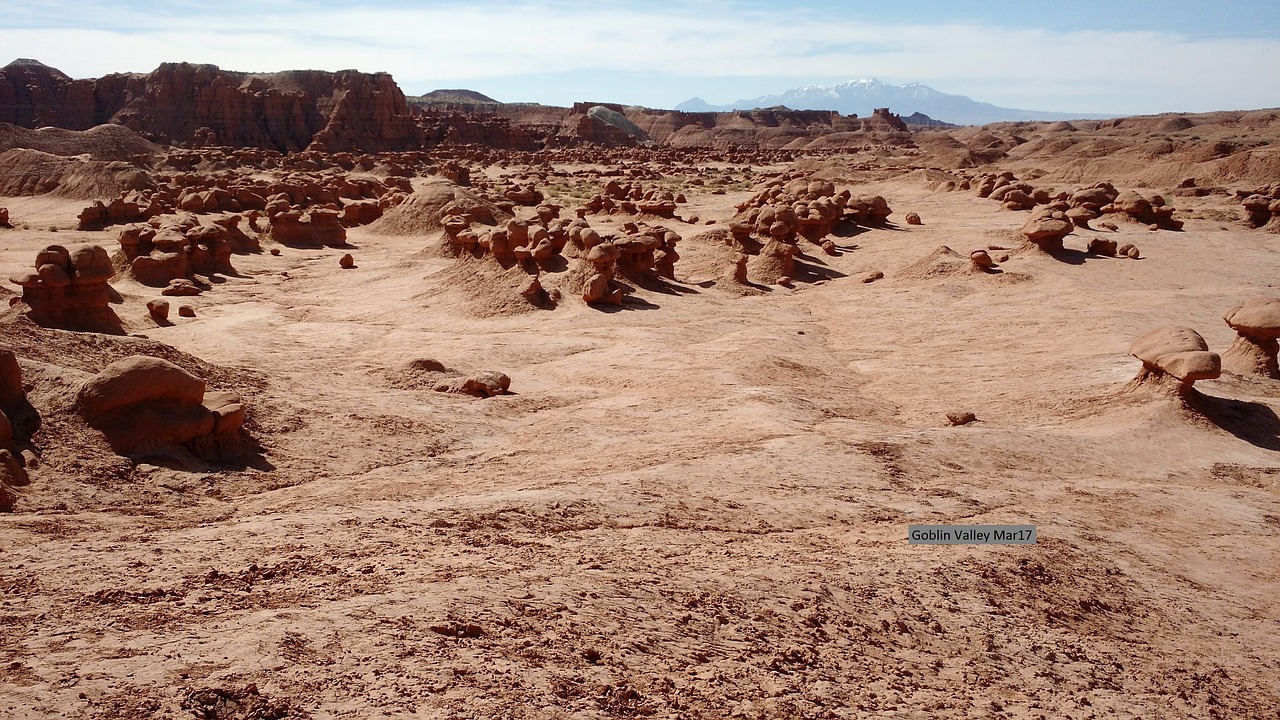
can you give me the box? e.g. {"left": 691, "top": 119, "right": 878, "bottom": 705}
{"left": 5, "top": 0, "right": 1280, "bottom": 115}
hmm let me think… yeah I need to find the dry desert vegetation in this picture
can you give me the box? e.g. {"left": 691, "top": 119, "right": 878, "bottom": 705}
{"left": 1, "top": 60, "right": 1280, "bottom": 719}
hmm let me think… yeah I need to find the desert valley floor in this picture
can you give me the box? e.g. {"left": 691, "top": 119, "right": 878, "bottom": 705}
{"left": 2, "top": 134, "right": 1280, "bottom": 719}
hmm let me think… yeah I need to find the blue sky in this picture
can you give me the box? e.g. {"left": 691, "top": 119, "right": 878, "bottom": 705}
{"left": 6, "top": 1, "right": 1280, "bottom": 114}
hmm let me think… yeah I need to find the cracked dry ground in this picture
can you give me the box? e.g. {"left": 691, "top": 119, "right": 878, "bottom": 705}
{"left": 2, "top": 178, "right": 1279, "bottom": 719}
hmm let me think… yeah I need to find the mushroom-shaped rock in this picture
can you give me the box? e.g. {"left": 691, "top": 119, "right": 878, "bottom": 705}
{"left": 1019, "top": 209, "right": 1074, "bottom": 253}
{"left": 1128, "top": 326, "right": 1221, "bottom": 395}
{"left": 1222, "top": 296, "right": 1280, "bottom": 378}
{"left": 76, "top": 356, "right": 244, "bottom": 455}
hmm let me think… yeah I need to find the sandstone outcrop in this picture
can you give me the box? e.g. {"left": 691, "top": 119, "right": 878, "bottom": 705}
{"left": 262, "top": 208, "right": 347, "bottom": 247}
{"left": 1127, "top": 326, "right": 1221, "bottom": 396}
{"left": 6, "top": 245, "right": 123, "bottom": 334}
{"left": 1238, "top": 183, "right": 1280, "bottom": 231}
{"left": 117, "top": 216, "right": 238, "bottom": 287}
{"left": 1221, "top": 296, "right": 1280, "bottom": 378}
{"left": 76, "top": 356, "right": 246, "bottom": 456}
{"left": 395, "top": 358, "right": 512, "bottom": 397}
{"left": 0, "top": 148, "right": 155, "bottom": 200}
{"left": 0, "top": 59, "right": 424, "bottom": 153}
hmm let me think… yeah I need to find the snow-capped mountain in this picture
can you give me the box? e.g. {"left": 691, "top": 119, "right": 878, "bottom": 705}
{"left": 676, "top": 79, "right": 1114, "bottom": 126}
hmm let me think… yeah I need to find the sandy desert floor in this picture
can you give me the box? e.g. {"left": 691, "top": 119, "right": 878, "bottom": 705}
{"left": 2, "top": 167, "right": 1279, "bottom": 719}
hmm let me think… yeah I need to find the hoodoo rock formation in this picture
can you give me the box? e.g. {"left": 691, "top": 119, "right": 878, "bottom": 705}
{"left": 1127, "top": 326, "right": 1221, "bottom": 396}
{"left": 1019, "top": 207, "right": 1074, "bottom": 253}
{"left": 6, "top": 245, "right": 123, "bottom": 334}
{"left": 116, "top": 215, "right": 239, "bottom": 288}
{"left": 1221, "top": 296, "right": 1280, "bottom": 378}
{"left": 1239, "top": 183, "right": 1280, "bottom": 230}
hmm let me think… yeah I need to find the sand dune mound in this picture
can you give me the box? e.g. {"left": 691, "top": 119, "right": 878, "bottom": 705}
{"left": 897, "top": 245, "right": 981, "bottom": 281}
{"left": 368, "top": 178, "right": 509, "bottom": 238}
{"left": 0, "top": 148, "right": 155, "bottom": 198}
{"left": 418, "top": 255, "right": 553, "bottom": 317}
{"left": 0, "top": 122, "right": 161, "bottom": 161}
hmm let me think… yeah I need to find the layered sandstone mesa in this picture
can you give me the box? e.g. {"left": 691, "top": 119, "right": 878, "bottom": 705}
{"left": 76, "top": 356, "right": 246, "bottom": 456}
{"left": 0, "top": 59, "right": 424, "bottom": 153}
{"left": 1019, "top": 207, "right": 1074, "bottom": 252}
{"left": 1127, "top": 326, "right": 1221, "bottom": 396}
{"left": 1221, "top": 297, "right": 1280, "bottom": 378}
{"left": 7, "top": 245, "right": 123, "bottom": 334}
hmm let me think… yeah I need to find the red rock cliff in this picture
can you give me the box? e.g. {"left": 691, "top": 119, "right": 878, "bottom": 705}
{"left": 0, "top": 59, "right": 423, "bottom": 153}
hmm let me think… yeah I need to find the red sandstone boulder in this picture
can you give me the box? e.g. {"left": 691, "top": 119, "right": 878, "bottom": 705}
{"left": 76, "top": 356, "right": 246, "bottom": 455}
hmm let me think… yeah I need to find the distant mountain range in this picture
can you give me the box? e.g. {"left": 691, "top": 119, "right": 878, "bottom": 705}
{"left": 676, "top": 79, "right": 1117, "bottom": 126}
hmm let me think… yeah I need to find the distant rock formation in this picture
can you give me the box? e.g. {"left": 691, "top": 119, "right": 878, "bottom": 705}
{"left": 0, "top": 59, "right": 423, "bottom": 153}
{"left": 675, "top": 78, "right": 1117, "bottom": 126}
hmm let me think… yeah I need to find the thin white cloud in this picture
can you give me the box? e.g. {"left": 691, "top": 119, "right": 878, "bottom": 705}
{"left": 4, "top": 1, "right": 1279, "bottom": 113}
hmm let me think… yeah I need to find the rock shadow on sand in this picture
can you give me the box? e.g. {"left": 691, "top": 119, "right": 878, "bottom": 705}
{"left": 1189, "top": 392, "right": 1280, "bottom": 451}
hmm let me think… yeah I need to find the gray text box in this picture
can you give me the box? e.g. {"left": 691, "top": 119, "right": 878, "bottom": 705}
{"left": 908, "top": 525, "right": 1036, "bottom": 545}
